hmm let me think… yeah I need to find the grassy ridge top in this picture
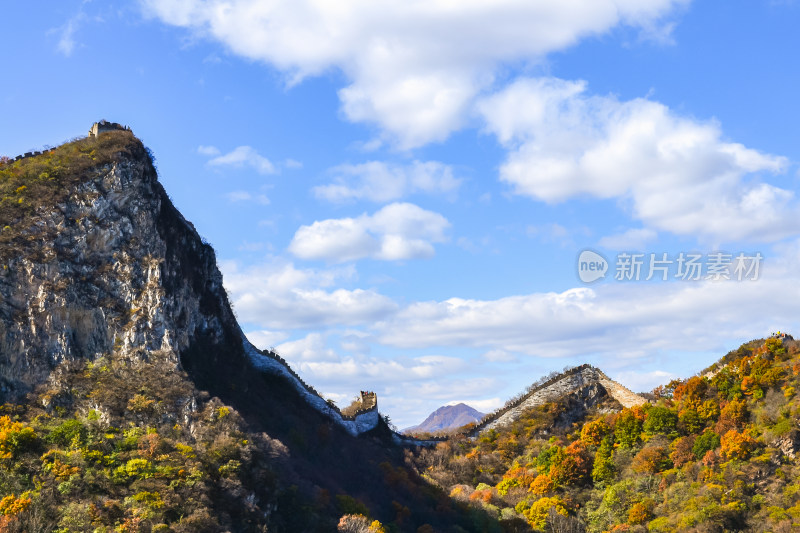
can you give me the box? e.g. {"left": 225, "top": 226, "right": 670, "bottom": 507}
{"left": 0, "top": 130, "right": 141, "bottom": 228}
{"left": 0, "top": 131, "right": 143, "bottom": 260}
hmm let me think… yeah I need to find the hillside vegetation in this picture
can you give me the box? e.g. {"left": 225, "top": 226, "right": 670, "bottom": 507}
{"left": 0, "top": 134, "right": 500, "bottom": 532}
{"left": 411, "top": 338, "right": 800, "bottom": 532}
{"left": 0, "top": 131, "right": 141, "bottom": 260}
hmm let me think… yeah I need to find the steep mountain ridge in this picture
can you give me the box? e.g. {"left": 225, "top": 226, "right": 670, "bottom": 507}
{"left": 0, "top": 127, "right": 500, "bottom": 531}
{"left": 469, "top": 365, "right": 648, "bottom": 436}
{"left": 0, "top": 128, "right": 379, "bottom": 436}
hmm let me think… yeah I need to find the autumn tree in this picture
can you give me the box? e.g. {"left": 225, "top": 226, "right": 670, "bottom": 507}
{"left": 631, "top": 445, "right": 671, "bottom": 474}
{"left": 529, "top": 473, "right": 554, "bottom": 495}
{"left": 673, "top": 376, "right": 708, "bottom": 410}
{"left": 698, "top": 400, "right": 720, "bottom": 424}
{"left": 581, "top": 418, "right": 610, "bottom": 448}
{"left": 669, "top": 436, "right": 695, "bottom": 467}
{"left": 522, "top": 497, "right": 568, "bottom": 530}
{"left": 628, "top": 499, "right": 655, "bottom": 525}
{"left": 614, "top": 410, "right": 643, "bottom": 448}
{"left": 549, "top": 440, "right": 592, "bottom": 487}
{"left": 720, "top": 429, "right": 756, "bottom": 461}
{"left": 716, "top": 398, "right": 748, "bottom": 434}
{"left": 0, "top": 416, "right": 36, "bottom": 459}
{"left": 643, "top": 406, "right": 678, "bottom": 436}
{"left": 592, "top": 437, "right": 616, "bottom": 484}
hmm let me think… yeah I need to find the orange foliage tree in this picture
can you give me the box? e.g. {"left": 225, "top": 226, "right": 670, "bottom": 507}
{"left": 529, "top": 473, "right": 554, "bottom": 495}
{"left": 581, "top": 418, "right": 611, "bottom": 448}
{"left": 673, "top": 376, "right": 708, "bottom": 410}
{"left": 720, "top": 430, "right": 756, "bottom": 461}
{"left": 631, "top": 445, "right": 671, "bottom": 474}
{"left": 549, "top": 441, "right": 592, "bottom": 486}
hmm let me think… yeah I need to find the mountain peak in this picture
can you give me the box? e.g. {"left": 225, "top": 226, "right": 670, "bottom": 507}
{"left": 468, "top": 365, "right": 648, "bottom": 436}
{"left": 0, "top": 128, "right": 382, "bottom": 436}
{"left": 404, "top": 402, "right": 485, "bottom": 434}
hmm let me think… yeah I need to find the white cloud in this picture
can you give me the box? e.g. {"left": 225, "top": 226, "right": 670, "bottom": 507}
{"left": 204, "top": 145, "right": 276, "bottom": 174}
{"left": 314, "top": 160, "right": 460, "bottom": 203}
{"left": 225, "top": 190, "right": 270, "bottom": 204}
{"left": 197, "top": 145, "right": 221, "bottom": 156}
{"left": 482, "top": 349, "right": 517, "bottom": 363}
{"left": 140, "top": 0, "right": 688, "bottom": 147}
{"left": 289, "top": 202, "right": 450, "bottom": 262}
{"left": 222, "top": 260, "right": 397, "bottom": 329}
{"left": 276, "top": 333, "right": 340, "bottom": 362}
{"left": 611, "top": 369, "right": 678, "bottom": 393}
{"left": 225, "top": 243, "right": 800, "bottom": 428}
{"left": 446, "top": 397, "right": 503, "bottom": 414}
{"left": 245, "top": 330, "right": 289, "bottom": 350}
{"left": 54, "top": 13, "right": 86, "bottom": 57}
{"left": 375, "top": 270, "right": 800, "bottom": 366}
{"left": 478, "top": 77, "right": 793, "bottom": 243}
{"left": 304, "top": 354, "right": 468, "bottom": 382}
{"left": 599, "top": 228, "right": 658, "bottom": 250}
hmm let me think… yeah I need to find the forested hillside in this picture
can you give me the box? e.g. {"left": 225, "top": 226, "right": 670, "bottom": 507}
{"left": 411, "top": 338, "right": 800, "bottom": 532}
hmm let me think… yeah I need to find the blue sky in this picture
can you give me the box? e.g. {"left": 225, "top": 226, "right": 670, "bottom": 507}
{"left": 2, "top": 1, "right": 800, "bottom": 428}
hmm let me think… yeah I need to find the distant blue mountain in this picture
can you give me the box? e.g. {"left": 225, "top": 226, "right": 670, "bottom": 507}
{"left": 403, "top": 403, "right": 485, "bottom": 434}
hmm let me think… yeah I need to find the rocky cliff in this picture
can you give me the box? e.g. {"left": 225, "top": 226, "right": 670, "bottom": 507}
{"left": 0, "top": 129, "right": 378, "bottom": 435}
{"left": 0, "top": 127, "right": 507, "bottom": 532}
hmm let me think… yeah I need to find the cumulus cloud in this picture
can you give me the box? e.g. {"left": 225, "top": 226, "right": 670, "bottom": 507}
{"left": 201, "top": 145, "right": 276, "bottom": 174}
{"left": 289, "top": 202, "right": 450, "bottom": 262}
{"left": 314, "top": 160, "right": 460, "bottom": 203}
{"left": 141, "top": 0, "right": 688, "bottom": 147}
{"left": 221, "top": 260, "right": 397, "bottom": 329}
{"left": 478, "top": 77, "right": 793, "bottom": 243}
{"left": 225, "top": 245, "right": 800, "bottom": 427}
{"left": 303, "top": 354, "right": 469, "bottom": 382}
{"left": 276, "top": 333, "right": 340, "bottom": 362}
{"left": 375, "top": 272, "right": 800, "bottom": 364}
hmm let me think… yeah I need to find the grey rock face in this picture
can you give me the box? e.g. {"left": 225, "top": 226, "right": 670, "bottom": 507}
{"left": 0, "top": 145, "right": 239, "bottom": 401}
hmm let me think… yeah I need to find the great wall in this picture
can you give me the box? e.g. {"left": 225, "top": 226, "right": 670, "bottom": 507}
{"left": 0, "top": 120, "right": 131, "bottom": 167}
{"left": 244, "top": 341, "right": 382, "bottom": 436}
{"left": 463, "top": 364, "right": 648, "bottom": 438}
{"left": 1, "top": 121, "right": 652, "bottom": 446}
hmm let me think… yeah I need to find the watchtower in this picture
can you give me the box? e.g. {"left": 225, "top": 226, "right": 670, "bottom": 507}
{"left": 88, "top": 120, "right": 128, "bottom": 138}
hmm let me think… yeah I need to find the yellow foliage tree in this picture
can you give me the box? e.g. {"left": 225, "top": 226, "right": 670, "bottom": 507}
{"left": 523, "top": 497, "right": 568, "bottom": 530}
{"left": 0, "top": 416, "right": 36, "bottom": 459}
